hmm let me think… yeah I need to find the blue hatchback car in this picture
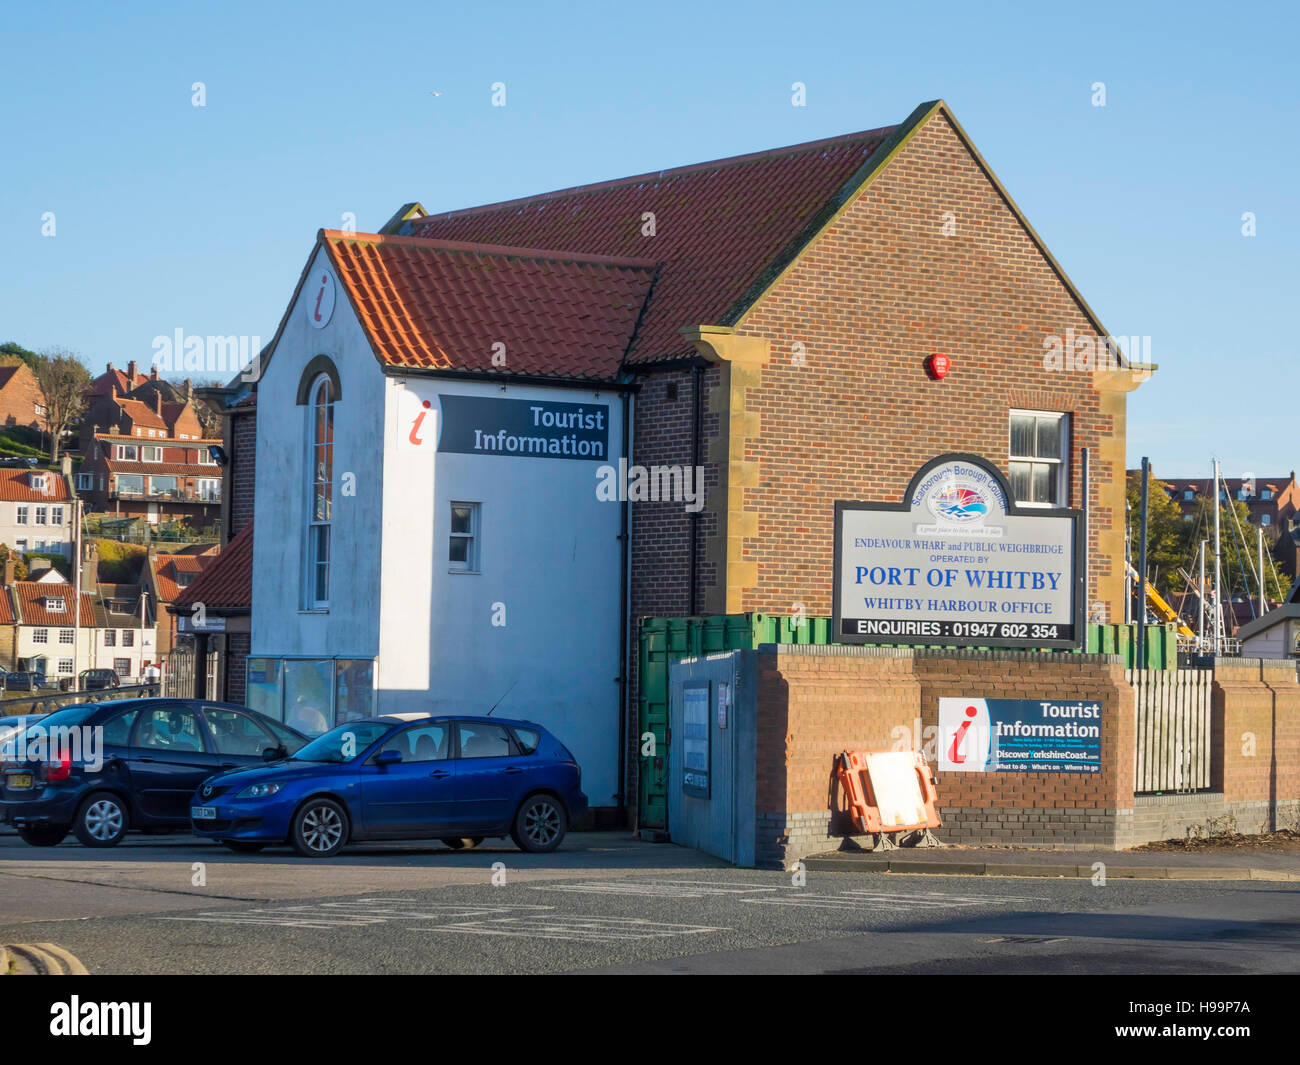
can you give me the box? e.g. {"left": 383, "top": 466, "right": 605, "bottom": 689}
{"left": 189, "top": 714, "right": 587, "bottom": 857}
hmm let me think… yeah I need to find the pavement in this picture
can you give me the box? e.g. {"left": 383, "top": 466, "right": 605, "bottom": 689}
{"left": 0, "top": 828, "right": 1297, "bottom": 974}
{"left": 805, "top": 842, "right": 1300, "bottom": 880}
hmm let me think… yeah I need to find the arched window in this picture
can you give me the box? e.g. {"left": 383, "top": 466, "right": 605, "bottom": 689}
{"left": 306, "top": 374, "right": 334, "bottom": 607}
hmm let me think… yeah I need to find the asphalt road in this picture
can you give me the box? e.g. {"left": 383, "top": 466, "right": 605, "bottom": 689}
{"left": 1, "top": 831, "right": 1296, "bottom": 975}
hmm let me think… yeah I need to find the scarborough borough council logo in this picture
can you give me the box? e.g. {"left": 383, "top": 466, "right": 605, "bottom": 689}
{"left": 927, "top": 481, "right": 989, "bottom": 525}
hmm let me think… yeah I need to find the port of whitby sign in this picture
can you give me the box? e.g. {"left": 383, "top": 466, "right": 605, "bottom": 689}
{"left": 833, "top": 453, "right": 1083, "bottom": 649}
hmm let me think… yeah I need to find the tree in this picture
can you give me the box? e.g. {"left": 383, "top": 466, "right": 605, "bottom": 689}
{"left": 0, "top": 545, "right": 29, "bottom": 582}
{"left": 33, "top": 348, "right": 92, "bottom": 462}
{"left": 1125, "top": 474, "right": 1189, "bottom": 599}
{"left": 0, "top": 341, "right": 43, "bottom": 371}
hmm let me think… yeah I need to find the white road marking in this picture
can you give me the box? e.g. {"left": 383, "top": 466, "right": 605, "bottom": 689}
{"left": 163, "top": 899, "right": 550, "bottom": 929}
{"left": 528, "top": 879, "right": 778, "bottom": 897}
{"left": 743, "top": 888, "right": 1049, "bottom": 910}
{"left": 433, "top": 915, "right": 725, "bottom": 942}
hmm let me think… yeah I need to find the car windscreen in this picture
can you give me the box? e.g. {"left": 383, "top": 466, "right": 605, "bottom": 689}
{"left": 291, "top": 722, "right": 392, "bottom": 763}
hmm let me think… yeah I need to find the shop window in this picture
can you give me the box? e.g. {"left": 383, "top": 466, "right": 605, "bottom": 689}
{"left": 1009, "top": 410, "right": 1068, "bottom": 507}
{"left": 304, "top": 375, "right": 334, "bottom": 608}
{"left": 449, "top": 502, "right": 480, "bottom": 572}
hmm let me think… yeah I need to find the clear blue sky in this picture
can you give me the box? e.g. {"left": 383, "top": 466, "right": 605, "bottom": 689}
{"left": 1, "top": 0, "right": 1295, "bottom": 478}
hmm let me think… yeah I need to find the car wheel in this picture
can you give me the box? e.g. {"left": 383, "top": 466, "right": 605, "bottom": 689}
{"left": 510, "top": 794, "right": 567, "bottom": 853}
{"left": 18, "top": 824, "right": 69, "bottom": 847}
{"left": 221, "top": 840, "right": 267, "bottom": 853}
{"left": 291, "top": 797, "right": 348, "bottom": 858}
{"left": 73, "top": 792, "right": 130, "bottom": 847}
{"left": 442, "top": 837, "right": 485, "bottom": 850}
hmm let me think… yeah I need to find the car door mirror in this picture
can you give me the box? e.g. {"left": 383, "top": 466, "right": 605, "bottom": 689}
{"left": 375, "top": 749, "right": 402, "bottom": 767}
{"left": 263, "top": 744, "right": 288, "bottom": 762}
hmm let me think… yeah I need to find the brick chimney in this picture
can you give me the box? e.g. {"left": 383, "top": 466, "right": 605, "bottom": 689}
{"left": 127, "top": 359, "right": 138, "bottom": 382}
{"left": 106, "top": 362, "right": 115, "bottom": 373}
{"left": 60, "top": 454, "right": 72, "bottom": 479}
{"left": 3, "top": 557, "right": 13, "bottom": 586}
{"left": 151, "top": 366, "right": 159, "bottom": 381}
{"left": 184, "top": 378, "right": 193, "bottom": 400}
{"left": 153, "top": 391, "right": 162, "bottom": 415}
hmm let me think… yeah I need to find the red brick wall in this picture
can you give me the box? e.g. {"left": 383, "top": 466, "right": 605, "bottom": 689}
{"left": 0, "top": 363, "right": 48, "bottom": 433}
{"left": 757, "top": 649, "right": 1133, "bottom": 818}
{"left": 1214, "top": 659, "right": 1300, "bottom": 805}
{"left": 731, "top": 112, "right": 1120, "bottom": 618}
{"left": 227, "top": 406, "right": 256, "bottom": 537}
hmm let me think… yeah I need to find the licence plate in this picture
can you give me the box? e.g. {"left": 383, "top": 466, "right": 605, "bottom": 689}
{"left": 191, "top": 806, "right": 217, "bottom": 820}
{"left": 6, "top": 773, "right": 33, "bottom": 789}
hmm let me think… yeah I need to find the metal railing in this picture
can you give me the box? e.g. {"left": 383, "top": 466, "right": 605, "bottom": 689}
{"left": 0, "top": 683, "right": 161, "bottom": 716}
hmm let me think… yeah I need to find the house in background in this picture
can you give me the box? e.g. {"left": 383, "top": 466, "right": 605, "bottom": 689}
{"left": 144, "top": 546, "right": 217, "bottom": 663}
{"left": 0, "top": 361, "right": 49, "bottom": 432}
{"left": 9, "top": 569, "right": 99, "bottom": 681}
{"left": 75, "top": 423, "right": 222, "bottom": 529}
{"left": 0, "top": 466, "right": 75, "bottom": 560}
{"left": 84, "top": 359, "right": 150, "bottom": 402}
{"left": 1159, "top": 472, "right": 1300, "bottom": 579}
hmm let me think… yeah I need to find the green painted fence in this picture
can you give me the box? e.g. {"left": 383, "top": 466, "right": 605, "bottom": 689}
{"left": 637, "top": 614, "right": 1175, "bottom": 829}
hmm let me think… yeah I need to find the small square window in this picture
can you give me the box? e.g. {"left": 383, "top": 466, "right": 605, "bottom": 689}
{"left": 449, "top": 502, "right": 480, "bottom": 573}
{"left": 1009, "top": 410, "right": 1069, "bottom": 507}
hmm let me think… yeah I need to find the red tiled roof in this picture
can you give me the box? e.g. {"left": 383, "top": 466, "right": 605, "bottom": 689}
{"left": 174, "top": 523, "right": 252, "bottom": 612}
{"left": 320, "top": 232, "right": 657, "bottom": 381}
{"left": 87, "top": 366, "right": 149, "bottom": 398}
{"left": 105, "top": 460, "right": 219, "bottom": 477}
{"left": 406, "top": 124, "right": 900, "bottom": 362}
{"left": 0, "top": 468, "right": 70, "bottom": 502}
{"left": 151, "top": 552, "right": 215, "bottom": 603}
{"left": 13, "top": 581, "right": 96, "bottom": 627}
{"left": 113, "top": 398, "right": 168, "bottom": 429}
{"left": 0, "top": 590, "right": 14, "bottom": 626}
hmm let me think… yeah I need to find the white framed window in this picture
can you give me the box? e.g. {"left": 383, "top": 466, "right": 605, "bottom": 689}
{"left": 44, "top": 596, "right": 65, "bottom": 612}
{"left": 34, "top": 403, "right": 47, "bottom": 417}
{"left": 304, "top": 375, "right": 334, "bottom": 608}
{"left": 197, "top": 448, "right": 217, "bottom": 465}
{"left": 15, "top": 505, "right": 27, "bottom": 524}
{"left": 57, "top": 659, "right": 73, "bottom": 676}
{"left": 76, "top": 473, "right": 94, "bottom": 491}
{"left": 115, "top": 444, "right": 138, "bottom": 461}
{"left": 449, "top": 502, "right": 481, "bottom": 573}
{"left": 51, "top": 506, "right": 63, "bottom": 524}
{"left": 1009, "top": 410, "right": 1069, "bottom": 507}
{"left": 35, "top": 506, "right": 47, "bottom": 525}
{"left": 30, "top": 474, "right": 47, "bottom": 492}
{"left": 197, "top": 478, "right": 220, "bottom": 502}
{"left": 147, "top": 429, "right": 157, "bottom": 438}
{"left": 58, "top": 629, "right": 74, "bottom": 645}
{"left": 142, "top": 445, "right": 163, "bottom": 462}
{"left": 15, "top": 539, "right": 26, "bottom": 552}
{"left": 32, "top": 628, "right": 48, "bottom": 644}
{"left": 115, "top": 474, "right": 144, "bottom": 495}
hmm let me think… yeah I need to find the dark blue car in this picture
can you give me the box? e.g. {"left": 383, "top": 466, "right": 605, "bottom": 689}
{"left": 189, "top": 714, "right": 587, "bottom": 857}
{"left": 0, "top": 699, "right": 306, "bottom": 847}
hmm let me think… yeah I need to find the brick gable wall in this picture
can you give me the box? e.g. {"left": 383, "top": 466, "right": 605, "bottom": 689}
{"left": 724, "top": 112, "right": 1124, "bottom": 622}
{"left": 0, "top": 363, "right": 48, "bottom": 433}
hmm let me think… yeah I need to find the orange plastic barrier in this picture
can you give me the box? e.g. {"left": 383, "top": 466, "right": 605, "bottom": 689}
{"left": 837, "top": 749, "right": 942, "bottom": 835}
